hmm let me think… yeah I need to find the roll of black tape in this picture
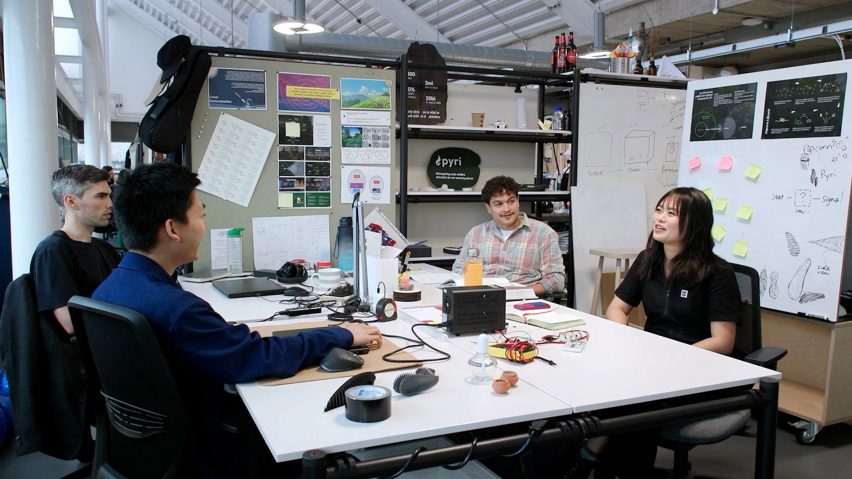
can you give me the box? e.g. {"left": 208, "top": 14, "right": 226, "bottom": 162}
{"left": 344, "top": 385, "right": 391, "bottom": 423}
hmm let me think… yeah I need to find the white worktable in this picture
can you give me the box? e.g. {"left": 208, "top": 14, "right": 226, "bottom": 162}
{"left": 188, "top": 277, "right": 780, "bottom": 465}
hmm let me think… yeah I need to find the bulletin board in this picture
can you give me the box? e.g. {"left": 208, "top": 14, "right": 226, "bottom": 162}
{"left": 188, "top": 55, "right": 396, "bottom": 272}
{"left": 678, "top": 59, "right": 852, "bottom": 321}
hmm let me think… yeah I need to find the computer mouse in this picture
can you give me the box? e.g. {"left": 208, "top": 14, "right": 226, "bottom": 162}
{"left": 283, "top": 286, "right": 310, "bottom": 297}
{"left": 320, "top": 347, "right": 365, "bottom": 372}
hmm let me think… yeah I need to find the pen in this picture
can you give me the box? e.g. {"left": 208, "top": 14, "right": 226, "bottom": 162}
{"left": 797, "top": 311, "right": 829, "bottom": 321}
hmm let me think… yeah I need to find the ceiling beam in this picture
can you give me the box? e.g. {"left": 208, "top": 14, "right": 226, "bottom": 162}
{"left": 546, "top": 0, "right": 596, "bottom": 41}
{"left": 604, "top": 0, "right": 752, "bottom": 39}
{"left": 361, "top": 0, "right": 449, "bottom": 42}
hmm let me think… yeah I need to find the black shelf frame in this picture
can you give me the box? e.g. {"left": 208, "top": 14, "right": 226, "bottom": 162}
{"left": 397, "top": 191, "right": 570, "bottom": 204}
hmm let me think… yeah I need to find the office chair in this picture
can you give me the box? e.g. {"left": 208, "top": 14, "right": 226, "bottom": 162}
{"left": 67, "top": 296, "right": 193, "bottom": 479}
{"left": 657, "top": 263, "right": 787, "bottom": 478}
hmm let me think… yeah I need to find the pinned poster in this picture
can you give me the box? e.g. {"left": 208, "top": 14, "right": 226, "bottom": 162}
{"left": 732, "top": 240, "right": 749, "bottom": 258}
{"left": 711, "top": 224, "right": 727, "bottom": 242}
{"left": 701, "top": 187, "right": 714, "bottom": 200}
{"left": 744, "top": 163, "right": 763, "bottom": 180}
{"left": 712, "top": 197, "right": 729, "bottom": 213}
{"left": 736, "top": 204, "right": 754, "bottom": 221}
{"left": 717, "top": 155, "right": 734, "bottom": 171}
{"left": 688, "top": 155, "right": 702, "bottom": 170}
{"left": 340, "top": 165, "right": 391, "bottom": 204}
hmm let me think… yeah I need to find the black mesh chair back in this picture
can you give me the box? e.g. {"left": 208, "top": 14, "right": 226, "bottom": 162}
{"left": 731, "top": 263, "right": 761, "bottom": 358}
{"left": 68, "top": 296, "right": 192, "bottom": 479}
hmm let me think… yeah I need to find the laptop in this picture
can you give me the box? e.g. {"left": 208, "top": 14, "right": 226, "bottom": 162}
{"left": 212, "top": 277, "right": 286, "bottom": 298}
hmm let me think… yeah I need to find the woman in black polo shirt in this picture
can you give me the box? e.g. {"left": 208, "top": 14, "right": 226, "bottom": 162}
{"left": 567, "top": 187, "right": 739, "bottom": 479}
{"left": 608, "top": 186, "right": 739, "bottom": 352}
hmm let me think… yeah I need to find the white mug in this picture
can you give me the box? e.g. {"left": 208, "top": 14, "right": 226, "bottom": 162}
{"left": 311, "top": 268, "right": 342, "bottom": 290}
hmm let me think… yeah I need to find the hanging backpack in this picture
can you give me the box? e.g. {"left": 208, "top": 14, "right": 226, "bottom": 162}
{"left": 139, "top": 35, "right": 211, "bottom": 154}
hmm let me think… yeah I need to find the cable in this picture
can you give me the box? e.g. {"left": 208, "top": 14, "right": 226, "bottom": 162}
{"left": 382, "top": 323, "right": 451, "bottom": 363}
{"left": 378, "top": 446, "right": 426, "bottom": 479}
{"left": 442, "top": 437, "right": 478, "bottom": 470}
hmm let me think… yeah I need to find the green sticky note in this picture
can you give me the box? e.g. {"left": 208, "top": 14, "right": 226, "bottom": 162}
{"left": 712, "top": 197, "right": 729, "bottom": 213}
{"left": 702, "top": 187, "right": 714, "bottom": 201}
{"left": 711, "top": 224, "right": 726, "bottom": 242}
{"left": 744, "top": 163, "right": 762, "bottom": 180}
{"left": 732, "top": 240, "right": 749, "bottom": 258}
{"left": 736, "top": 204, "right": 754, "bottom": 221}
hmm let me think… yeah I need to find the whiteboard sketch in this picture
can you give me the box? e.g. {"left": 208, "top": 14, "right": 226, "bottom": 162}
{"left": 769, "top": 271, "right": 779, "bottom": 299}
{"left": 636, "top": 90, "right": 649, "bottom": 112}
{"left": 810, "top": 236, "right": 844, "bottom": 253}
{"left": 625, "top": 130, "right": 655, "bottom": 164}
{"left": 583, "top": 131, "right": 613, "bottom": 167}
{"left": 665, "top": 142, "right": 679, "bottom": 163}
{"left": 787, "top": 258, "right": 826, "bottom": 303}
{"left": 785, "top": 232, "right": 801, "bottom": 256}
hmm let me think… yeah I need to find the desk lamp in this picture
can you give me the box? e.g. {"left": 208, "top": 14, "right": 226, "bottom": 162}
{"left": 351, "top": 192, "right": 370, "bottom": 310}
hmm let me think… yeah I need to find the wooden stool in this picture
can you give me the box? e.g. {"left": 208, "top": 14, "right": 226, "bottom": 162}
{"left": 589, "top": 248, "right": 639, "bottom": 316}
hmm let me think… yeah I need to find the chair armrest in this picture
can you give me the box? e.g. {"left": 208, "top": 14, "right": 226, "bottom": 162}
{"left": 744, "top": 346, "right": 787, "bottom": 368}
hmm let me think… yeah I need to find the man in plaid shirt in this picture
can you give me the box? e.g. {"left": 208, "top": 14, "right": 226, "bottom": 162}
{"left": 452, "top": 176, "right": 566, "bottom": 297}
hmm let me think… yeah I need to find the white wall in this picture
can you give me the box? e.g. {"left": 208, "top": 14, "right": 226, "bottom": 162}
{"left": 107, "top": 7, "right": 167, "bottom": 121}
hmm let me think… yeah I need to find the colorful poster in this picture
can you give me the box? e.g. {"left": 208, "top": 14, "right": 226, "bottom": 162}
{"left": 690, "top": 83, "right": 757, "bottom": 141}
{"left": 340, "top": 78, "right": 391, "bottom": 110}
{"left": 207, "top": 68, "right": 267, "bottom": 110}
{"left": 277, "top": 145, "right": 332, "bottom": 209}
{"left": 277, "top": 72, "right": 331, "bottom": 113}
{"left": 762, "top": 73, "right": 847, "bottom": 139}
{"left": 340, "top": 125, "right": 391, "bottom": 164}
{"left": 340, "top": 165, "right": 391, "bottom": 204}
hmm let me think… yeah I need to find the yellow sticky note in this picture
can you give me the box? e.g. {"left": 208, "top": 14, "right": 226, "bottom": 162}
{"left": 711, "top": 224, "right": 726, "bottom": 242}
{"left": 744, "top": 163, "right": 763, "bottom": 180}
{"left": 736, "top": 204, "right": 754, "bottom": 221}
{"left": 285, "top": 121, "right": 301, "bottom": 138}
{"left": 712, "top": 197, "right": 729, "bottom": 213}
{"left": 732, "top": 240, "right": 749, "bottom": 258}
{"left": 702, "top": 187, "right": 713, "bottom": 200}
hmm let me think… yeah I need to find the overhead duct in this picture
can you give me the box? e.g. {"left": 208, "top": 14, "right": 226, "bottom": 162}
{"left": 594, "top": 7, "right": 605, "bottom": 50}
{"left": 248, "top": 12, "right": 550, "bottom": 71}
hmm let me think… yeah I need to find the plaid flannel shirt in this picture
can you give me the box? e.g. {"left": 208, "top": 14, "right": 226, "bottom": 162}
{"left": 452, "top": 213, "right": 566, "bottom": 294}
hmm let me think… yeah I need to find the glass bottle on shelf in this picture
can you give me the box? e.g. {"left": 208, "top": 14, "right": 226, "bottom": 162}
{"left": 463, "top": 248, "right": 483, "bottom": 286}
{"left": 550, "top": 36, "right": 559, "bottom": 74}
{"left": 646, "top": 58, "right": 658, "bottom": 76}
{"left": 566, "top": 29, "right": 577, "bottom": 72}
{"left": 633, "top": 59, "right": 644, "bottom": 75}
{"left": 556, "top": 32, "right": 567, "bottom": 73}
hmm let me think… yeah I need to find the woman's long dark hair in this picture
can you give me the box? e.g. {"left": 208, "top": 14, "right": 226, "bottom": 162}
{"left": 638, "top": 187, "right": 722, "bottom": 286}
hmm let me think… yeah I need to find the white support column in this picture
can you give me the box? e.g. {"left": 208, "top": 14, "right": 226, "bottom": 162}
{"left": 2, "top": 0, "right": 60, "bottom": 277}
{"left": 82, "top": 40, "right": 100, "bottom": 165}
{"left": 97, "top": 0, "right": 112, "bottom": 167}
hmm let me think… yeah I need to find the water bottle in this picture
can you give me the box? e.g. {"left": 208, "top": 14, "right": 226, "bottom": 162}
{"left": 334, "top": 217, "right": 354, "bottom": 271}
{"left": 463, "top": 248, "right": 483, "bottom": 286}
{"left": 552, "top": 107, "right": 564, "bottom": 131}
{"left": 227, "top": 227, "right": 244, "bottom": 274}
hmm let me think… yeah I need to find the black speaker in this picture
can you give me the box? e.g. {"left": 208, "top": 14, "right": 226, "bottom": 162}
{"left": 442, "top": 286, "right": 506, "bottom": 335}
{"left": 276, "top": 262, "right": 308, "bottom": 284}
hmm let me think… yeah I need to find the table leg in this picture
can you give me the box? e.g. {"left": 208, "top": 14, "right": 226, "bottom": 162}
{"left": 591, "top": 256, "right": 604, "bottom": 315}
{"left": 755, "top": 378, "right": 779, "bottom": 479}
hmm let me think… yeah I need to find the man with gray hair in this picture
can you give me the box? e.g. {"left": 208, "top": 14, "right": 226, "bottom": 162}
{"left": 30, "top": 164, "right": 121, "bottom": 335}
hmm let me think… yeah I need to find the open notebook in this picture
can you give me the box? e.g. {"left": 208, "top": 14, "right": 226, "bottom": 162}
{"left": 506, "top": 309, "right": 585, "bottom": 330}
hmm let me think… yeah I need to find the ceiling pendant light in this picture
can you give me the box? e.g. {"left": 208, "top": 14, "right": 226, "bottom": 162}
{"left": 273, "top": 0, "right": 324, "bottom": 35}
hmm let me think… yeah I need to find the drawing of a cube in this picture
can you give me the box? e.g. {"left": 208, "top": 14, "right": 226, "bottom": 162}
{"left": 624, "top": 130, "right": 655, "bottom": 164}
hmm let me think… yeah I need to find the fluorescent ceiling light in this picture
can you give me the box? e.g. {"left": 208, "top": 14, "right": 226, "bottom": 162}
{"left": 741, "top": 17, "right": 763, "bottom": 27}
{"left": 580, "top": 50, "right": 612, "bottom": 59}
{"left": 273, "top": 18, "right": 325, "bottom": 35}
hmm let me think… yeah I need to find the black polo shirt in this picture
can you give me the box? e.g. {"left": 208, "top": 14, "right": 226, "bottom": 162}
{"left": 615, "top": 250, "right": 739, "bottom": 345}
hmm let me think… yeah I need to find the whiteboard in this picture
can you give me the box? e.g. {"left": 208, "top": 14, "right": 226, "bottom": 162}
{"left": 575, "top": 79, "right": 687, "bottom": 223}
{"left": 678, "top": 59, "right": 852, "bottom": 321}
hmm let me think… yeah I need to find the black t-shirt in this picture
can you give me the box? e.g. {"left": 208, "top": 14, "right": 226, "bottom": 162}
{"left": 29, "top": 230, "right": 121, "bottom": 313}
{"left": 614, "top": 250, "right": 739, "bottom": 345}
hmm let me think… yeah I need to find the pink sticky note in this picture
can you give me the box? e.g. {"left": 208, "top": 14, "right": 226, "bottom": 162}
{"left": 688, "top": 156, "right": 702, "bottom": 170}
{"left": 718, "top": 155, "right": 734, "bottom": 172}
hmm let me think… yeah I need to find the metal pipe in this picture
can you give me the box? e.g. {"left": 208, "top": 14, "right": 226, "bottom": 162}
{"left": 248, "top": 12, "right": 550, "bottom": 71}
